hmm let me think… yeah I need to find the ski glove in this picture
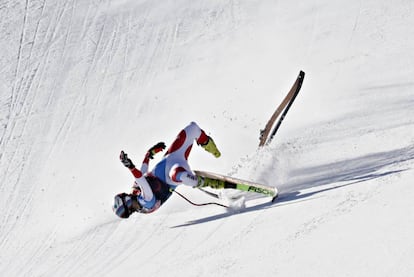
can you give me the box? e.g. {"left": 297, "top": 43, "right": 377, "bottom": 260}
{"left": 147, "top": 142, "right": 166, "bottom": 159}
{"left": 120, "top": 151, "right": 135, "bottom": 169}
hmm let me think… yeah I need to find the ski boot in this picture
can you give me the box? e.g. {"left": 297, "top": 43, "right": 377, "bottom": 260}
{"left": 200, "top": 136, "right": 221, "bottom": 158}
{"left": 197, "top": 176, "right": 225, "bottom": 189}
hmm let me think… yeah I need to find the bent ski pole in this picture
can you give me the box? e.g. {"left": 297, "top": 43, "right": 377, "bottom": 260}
{"left": 173, "top": 190, "right": 228, "bottom": 208}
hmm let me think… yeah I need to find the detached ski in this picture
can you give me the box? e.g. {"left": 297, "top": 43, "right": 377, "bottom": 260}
{"left": 195, "top": 170, "right": 278, "bottom": 202}
{"left": 259, "top": 70, "right": 305, "bottom": 146}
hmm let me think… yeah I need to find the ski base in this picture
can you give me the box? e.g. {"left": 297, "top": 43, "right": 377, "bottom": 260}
{"left": 259, "top": 70, "right": 305, "bottom": 146}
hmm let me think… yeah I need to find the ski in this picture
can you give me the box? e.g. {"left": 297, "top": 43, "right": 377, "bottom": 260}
{"left": 259, "top": 70, "right": 305, "bottom": 146}
{"left": 195, "top": 170, "right": 278, "bottom": 202}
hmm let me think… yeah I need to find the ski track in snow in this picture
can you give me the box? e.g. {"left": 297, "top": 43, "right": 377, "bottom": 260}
{"left": 1, "top": 0, "right": 414, "bottom": 276}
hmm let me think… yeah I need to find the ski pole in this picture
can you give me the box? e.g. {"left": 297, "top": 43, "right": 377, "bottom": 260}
{"left": 173, "top": 190, "right": 229, "bottom": 208}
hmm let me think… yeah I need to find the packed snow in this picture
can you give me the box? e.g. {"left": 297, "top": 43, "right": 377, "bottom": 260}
{"left": 1, "top": 0, "right": 414, "bottom": 276}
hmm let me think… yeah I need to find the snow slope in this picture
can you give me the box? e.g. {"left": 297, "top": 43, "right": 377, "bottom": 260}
{"left": 1, "top": 0, "right": 414, "bottom": 276}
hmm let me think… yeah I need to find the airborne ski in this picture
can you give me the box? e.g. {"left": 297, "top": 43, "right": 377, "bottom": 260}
{"left": 259, "top": 70, "right": 305, "bottom": 146}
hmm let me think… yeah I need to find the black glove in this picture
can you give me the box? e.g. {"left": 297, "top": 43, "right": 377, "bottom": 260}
{"left": 147, "top": 142, "right": 166, "bottom": 159}
{"left": 120, "top": 151, "right": 135, "bottom": 169}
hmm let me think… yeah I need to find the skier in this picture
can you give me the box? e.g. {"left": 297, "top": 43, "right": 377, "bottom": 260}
{"left": 113, "top": 122, "right": 222, "bottom": 218}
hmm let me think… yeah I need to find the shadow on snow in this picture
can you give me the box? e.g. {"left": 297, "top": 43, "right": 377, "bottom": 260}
{"left": 171, "top": 145, "right": 414, "bottom": 228}
{"left": 283, "top": 145, "right": 414, "bottom": 193}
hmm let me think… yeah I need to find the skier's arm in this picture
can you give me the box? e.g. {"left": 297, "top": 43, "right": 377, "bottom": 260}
{"left": 130, "top": 169, "right": 154, "bottom": 202}
{"left": 141, "top": 142, "right": 166, "bottom": 172}
{"left": 120, "top": 151, "right": 155, "bottom": 202}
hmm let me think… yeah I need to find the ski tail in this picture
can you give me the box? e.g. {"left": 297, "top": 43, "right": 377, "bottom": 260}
{"left": 259, "top": 70, "right": 305, "bottom": 146}
{"left": 195, "top": 170, "right": 278, "bottom": 201}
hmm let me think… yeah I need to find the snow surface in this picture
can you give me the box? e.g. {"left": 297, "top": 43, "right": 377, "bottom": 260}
{"left": 1, "top": 0, "right": 414, "bottom": 276}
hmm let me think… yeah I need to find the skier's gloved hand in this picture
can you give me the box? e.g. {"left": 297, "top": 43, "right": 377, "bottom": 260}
{"left": 147, "top": 142, "right": 166, "bottom": 159}
{"left": 120, "top": 151, "right": 135, "bottom": 169}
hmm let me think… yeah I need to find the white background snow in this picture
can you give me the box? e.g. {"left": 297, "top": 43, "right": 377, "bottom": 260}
{"left": 1, "top": 0, "right": 414, "bottom": 276}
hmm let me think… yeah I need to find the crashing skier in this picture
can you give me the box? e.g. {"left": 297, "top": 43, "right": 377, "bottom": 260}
{"left": 113, "top": 122, "right": 222, "bottom": 218}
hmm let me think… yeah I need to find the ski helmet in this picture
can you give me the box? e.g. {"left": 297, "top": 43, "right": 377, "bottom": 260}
{"left": 113, "top": 193, "right": 134, "bottom": 218}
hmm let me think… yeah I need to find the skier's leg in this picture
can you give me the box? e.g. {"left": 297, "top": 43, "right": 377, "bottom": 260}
{"left": 164, "top": 122, "right": 220, "bottom": 187}
{"left": 169, "top": 163, "right": 199, "bottom": 187}
{"left": 169, "top": 164, "right": 227, "bottom": 189}
{"left": 165, "top": 121, "right": 220, "bottom": 158}
{"left": 165, "top": 122, "right": 204, "bottom": 157}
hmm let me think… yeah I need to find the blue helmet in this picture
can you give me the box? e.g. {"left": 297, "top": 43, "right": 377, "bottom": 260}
{"left": 113, "top": 193, "right": 136, "bottom": 218}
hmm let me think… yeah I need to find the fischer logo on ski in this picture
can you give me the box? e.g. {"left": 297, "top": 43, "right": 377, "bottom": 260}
{"left": 247, "top": 186, "right": 274, "bottom": 196}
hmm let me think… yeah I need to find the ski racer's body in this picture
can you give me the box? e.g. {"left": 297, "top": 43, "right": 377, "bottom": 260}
{"left": 113, "top": 122, "right": 221, "bottom": 218}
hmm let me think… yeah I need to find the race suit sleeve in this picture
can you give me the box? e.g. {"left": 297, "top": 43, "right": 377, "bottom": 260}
{"left": 129, "top": 168, "right": 155, "bottom": 203}
{"left": 140, "top": 151, "right": 152, "bottom": 174}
